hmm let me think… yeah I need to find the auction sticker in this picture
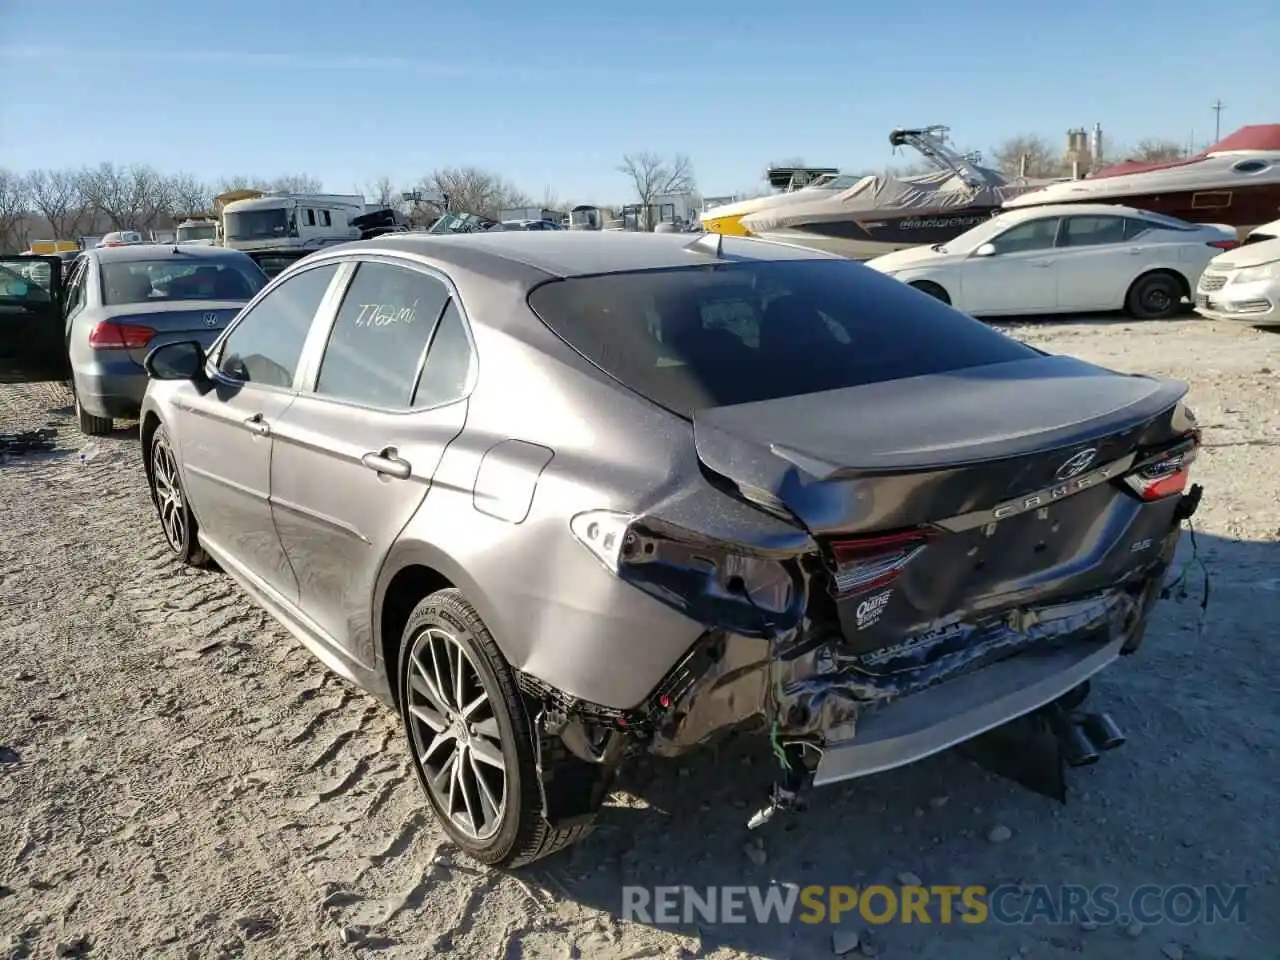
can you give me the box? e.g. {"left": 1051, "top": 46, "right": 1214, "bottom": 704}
{"left": 855, "top": 589, "right": 893, "bottom": 630}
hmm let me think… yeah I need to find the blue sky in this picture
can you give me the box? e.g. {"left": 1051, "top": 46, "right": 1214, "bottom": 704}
{"left": 2, "top": 0, "right": 1277, "bottom": 205}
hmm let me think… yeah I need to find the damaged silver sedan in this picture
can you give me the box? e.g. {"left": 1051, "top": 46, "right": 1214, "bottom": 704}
{"left": 137, "top": 230, "right": 1203, "bottom": 867}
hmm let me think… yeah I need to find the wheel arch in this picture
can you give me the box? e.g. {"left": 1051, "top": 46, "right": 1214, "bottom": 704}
{"left": 906, "top": 277, "right": 952, "bottom": 305}
{"left": 1128, "top": 266, "right": 1192, "bottom": 302}
{"left": 374, "top": 540, "right": 507, "bottom": 709}
{"left": 140, "top": 409, "right": 163, "bottom": 484}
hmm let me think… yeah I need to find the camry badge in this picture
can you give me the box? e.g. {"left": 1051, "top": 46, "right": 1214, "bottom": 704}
{"left": 1055, "top": 448, "right": 1098, "bottom": 481}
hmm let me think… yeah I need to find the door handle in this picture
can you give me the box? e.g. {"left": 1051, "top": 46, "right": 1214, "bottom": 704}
{"left": 361, "top": 447, "right": 412, "bottom": 480}
{"left": 1126, "top": 247, "right": 1144, "bottom": 255}
{"left": 242, "top": 413, "right": 270, "bottom": 436}
{"left": 1028, "top": 259, "right": 1053, "bottom": 267}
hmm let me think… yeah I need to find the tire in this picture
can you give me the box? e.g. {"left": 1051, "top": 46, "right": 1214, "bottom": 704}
{"left": 1125, "top": 271, "right": 1183, "bottom": 320}
{"left": 909, "top": 280, "right": 951, "bottom": 305}
{"left": 399, "top": 589, "right": 596, "bottom": 867}
{"left": 74, "top": 392, "right": 113, "bottom": 436}
{"left": 148, "top": 424, "right": 209, "bottom": 567}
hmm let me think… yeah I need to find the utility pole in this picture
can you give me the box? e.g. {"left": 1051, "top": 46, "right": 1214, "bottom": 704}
{"left": 1211, "top": 99, "right": 1225, "bottom": 142}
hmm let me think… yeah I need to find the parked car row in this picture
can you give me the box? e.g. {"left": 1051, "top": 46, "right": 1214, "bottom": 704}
{"left": 859, "top": 202, "right": 1278, "bottom": 328}
{"left": 1194, "top": 217, "right": 1280, "bottom": 327}
{"left": 864, "top": 203, "right": 1239, "bottom": 320}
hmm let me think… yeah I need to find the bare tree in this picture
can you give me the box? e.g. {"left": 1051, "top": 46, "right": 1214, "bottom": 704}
{"left": 619, "top": 152, "right": 695, "bottom": 206}
{"left": 1128, "top": 137, "right": 1185, "bottom": 163}
{"left": 365, "top": 175, "right": 400, "bottom": 210}
{"left": 80, "top": 163, "right": 171, "bottom": 231}
{"left": 0, "top": 169, "right": 30, "bottom": 253}
{"left": 166, "top": 172, "right": 214, "bottom": 217}
{"left": 24, "top": 169, "right": 90, "bottom": 240}
{"left": 991, "top": 135, "right": 1064, "bottom": 178}
{"left": 214, "top": 173, "right": 325, "bottom": 196}
{"left": 269, "top": 173, "right": 324, "bottom": 194}
{"left": 419, "top": 167, "right": 529, "bottom": 219}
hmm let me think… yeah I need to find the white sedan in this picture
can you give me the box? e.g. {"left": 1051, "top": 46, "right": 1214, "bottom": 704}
{"left": 1195, "top": 235, "right": 1280, "bottom": 327}
{"left": 866, "top": 203, "right": 1239, "bottom": 320}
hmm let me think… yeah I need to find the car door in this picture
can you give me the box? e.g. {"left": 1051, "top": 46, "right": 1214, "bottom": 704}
{"left": 177, "top": 261, "right": 344, "bottom": 602}
{"left": 268, "top": 258, "right": 474, "bottom": 665}
{"left": 1051, "top": 214, "right": 1135, "bottom": 311}
{"left": 960, "top": 217, "right": 1061, "bottom": 315}
{"left": 0, "top": 255, "right": 66, "bottom": 382}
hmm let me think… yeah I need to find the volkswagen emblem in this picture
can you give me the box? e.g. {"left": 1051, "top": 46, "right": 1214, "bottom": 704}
{"left": 1054, "top": 448, "right": 1098, "bottom": 481}
{"left": 202, "top": 311, "right": 219, "bottom": 327}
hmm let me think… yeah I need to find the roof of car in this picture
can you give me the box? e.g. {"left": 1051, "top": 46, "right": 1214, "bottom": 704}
{"left": 999, "top": 202, "right": 1174, "bottom": 221}
{"left": 88, "top": 243, "right": 252, "bottom": 264}
{"left": 341, "top": 230, "right": 837, "bottom": 279}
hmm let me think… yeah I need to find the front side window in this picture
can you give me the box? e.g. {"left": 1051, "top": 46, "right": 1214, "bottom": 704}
{"left": 225, "top": 208, "right": 289, "bottom": 241}
{"left": 176, "top": 222, "right": 218, "bottom": 243}
{"left": 101, "top": 258, "right": 267, "bottom": 305}
{"left": 314, "top": 262, "right": 450, "bottom": 408}
{"left": 217, "top": 264, "right": 339, "bottom": 388}
{"left": 989, "top": 217, "right": 1061, "bottom": 254}
{"left": 527, "top": 258, "right": 1036, "bottom": 416}
{"left": 0, "top": 262, "right": 53, "bottom": 304}
{"left": 1059, "top": 216, "right": 1126, "bottom": 247}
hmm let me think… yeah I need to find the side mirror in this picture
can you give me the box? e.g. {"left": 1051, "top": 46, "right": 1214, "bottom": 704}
{"left": 974, "top": 243, "right": 997, "bottom": 258}
{"left": 145, "top": 340, "right": 206, "bottom": 381}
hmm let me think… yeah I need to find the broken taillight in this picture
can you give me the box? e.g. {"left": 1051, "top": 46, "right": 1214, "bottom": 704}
{"left": 1123, "top": 438, "right": 1199, "bottom": 501}
{"left": 569, "top": 509, "right": 803, "bottom": 632}
{"left": 829, "top": 528, "right": 934, "bottom": 598}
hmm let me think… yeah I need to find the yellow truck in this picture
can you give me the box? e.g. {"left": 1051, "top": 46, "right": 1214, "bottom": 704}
{"left": 26, "top": 239, "right": 79, "bottom": 255}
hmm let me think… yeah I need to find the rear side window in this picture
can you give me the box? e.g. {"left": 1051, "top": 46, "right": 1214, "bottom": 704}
{"left": 413, "top": 300, "right": 474, "bottom": 409}
{"left": 315, "top": 261, "right": 451, "bottom": 408}
{"left": 1060, "top": 216, "right": 1126, "bottom": 247}
{"left": 527, "top": 259, "right": 1037, "bottom": 416}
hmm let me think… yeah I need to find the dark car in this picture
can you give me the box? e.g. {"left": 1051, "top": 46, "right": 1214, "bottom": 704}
{"left": 62, "top": 244, "right": 268, "bottom": 433}
{"left": 126, "top": 231, "right": 1200, "bottom": 868}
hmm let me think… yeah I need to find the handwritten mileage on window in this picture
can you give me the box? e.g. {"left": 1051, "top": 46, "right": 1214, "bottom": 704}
{"left": 354, "top": 299, "right": 419, "bottom": 328}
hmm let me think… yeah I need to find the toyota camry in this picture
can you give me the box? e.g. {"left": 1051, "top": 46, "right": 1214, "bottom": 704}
{"left": 135, "top": 230, "right": 1203, "bottom": 867}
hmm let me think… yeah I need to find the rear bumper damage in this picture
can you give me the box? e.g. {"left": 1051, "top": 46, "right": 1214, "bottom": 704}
{"left": 518, "top": 482, "right": 1202, "bottom": 828}
{"left": 646, "top": 578, "right": 1157, "bottom": 772}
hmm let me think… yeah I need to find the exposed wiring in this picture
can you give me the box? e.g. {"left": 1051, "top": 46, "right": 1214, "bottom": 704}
{"left": 1161, "top": 518, "right": 1211, "bottom": 636}
{"left": 730, "top": 578, "right": 792, "bottom": 772}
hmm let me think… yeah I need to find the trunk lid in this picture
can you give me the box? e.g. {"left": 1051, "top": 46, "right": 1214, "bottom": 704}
{"left": 691, "top": 354, "right": 1193, "bottom": 653}
{"left": 106, "top": 301, "right": 245, "bottom": 365}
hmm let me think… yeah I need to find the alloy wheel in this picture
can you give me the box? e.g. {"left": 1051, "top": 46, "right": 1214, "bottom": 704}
{"left": 405, "top": 626, "right": 509, "bottom": 841}
{"left": 151, "top": 438, "right": 187, "bottom": 551}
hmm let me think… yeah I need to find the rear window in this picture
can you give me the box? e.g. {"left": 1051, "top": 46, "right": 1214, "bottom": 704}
{"left": 101, "top": 258, "right": 267, "bottom": 306}
{"left": 527, "top": 259, "right": 1038, "bottom": 416}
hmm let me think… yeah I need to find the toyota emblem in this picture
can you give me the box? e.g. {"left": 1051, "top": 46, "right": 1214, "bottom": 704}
{"left": 1054, "top": 448, "right": 1098, "bottom": 480}
{"left": 203, "top": 311, "right": 219, "bottom": 327}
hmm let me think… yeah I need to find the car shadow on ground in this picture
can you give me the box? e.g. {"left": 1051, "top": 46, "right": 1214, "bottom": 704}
{"left": 517, "top": 529, "right": 1278, "bottom": 959}
{"left": 989, "top": 303, "right": 1203, "bottom": 329}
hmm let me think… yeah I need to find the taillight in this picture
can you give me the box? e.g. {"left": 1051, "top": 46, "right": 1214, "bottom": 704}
{"left": 88, "top": 321, "right": 156, "bottom": 350}
{"left": 569, "top": 509, "right": 803, "bottom": 633}
{"left": 1207, "top": 239, "right": 1239, "bottom": 250}
{"left": 829, "top": 528, "right": 933, "bottom": 598}
{"left": 1123, "top": 439, "right": 1198, "bottom": 501}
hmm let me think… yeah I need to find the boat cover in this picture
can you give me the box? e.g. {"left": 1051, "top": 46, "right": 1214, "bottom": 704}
{"left": 742, "top": 167, "right": 1042, "bottom": 235}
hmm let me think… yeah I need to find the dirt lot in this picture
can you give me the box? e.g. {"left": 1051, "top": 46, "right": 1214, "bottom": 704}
{"left": 2, "top": 317, "right": 1278, "bottom": 960}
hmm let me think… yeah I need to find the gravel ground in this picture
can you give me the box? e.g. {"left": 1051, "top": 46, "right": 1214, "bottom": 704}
{"left": 1, "top": 316, "right": 1278, "bottom": 960}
